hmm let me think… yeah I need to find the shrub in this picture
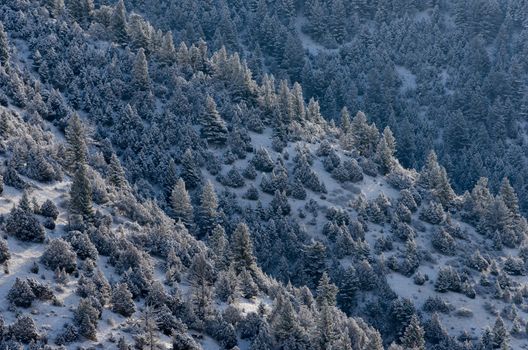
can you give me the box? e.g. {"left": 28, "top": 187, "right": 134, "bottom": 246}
{"left": 41, "top": 239, "right": 77, "bottom": 273}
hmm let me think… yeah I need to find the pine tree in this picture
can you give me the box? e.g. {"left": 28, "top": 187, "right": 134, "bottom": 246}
{"left": 232, "top": 222, "right": 256, "bottom": 273}
{"left": 316, "top": 272, "right": 338, "bottom": 308}
{"left": 348, "top": 111, "right": 379, "bottom": 156}
{"left": 251, "top": 322, "right": 273, "bottom": 350}
{"left": 239, "top": 267, "right": 258, "bottom": 298}
{"left": 189, "top": 253, "right": 214, "bottom": 320}
{"left": 0, "top": 23, "right": 9, "bottom": 66}
{"left": 317, "top": 302, "right": 338, "bottom": 349}
{"left": 74, "top": 298, "right": 99, "bottom": 340}
{"left": 197, "top": 180, "right": 218, "bottom": 238}
{"left": 201, "top": 96, "right": 228, "bottom": 146}
{"left": 111, "top": 0, "right": 128, "bottom": 43}
{"left": 65, "top": 113, "right": 88, "bottom": 170}
{"left": 303, "top": 241, "right": 327, "bottom": 288}
{"left": 111, "top": 283, "right": 135, "bottom": 317}
{"left": 108, "top": 153, "right": 127, "bottom": 188}
{"left": 140, "top": 306, "right": 158, "bottom": 350}
{"left": 209, "top": 224, "right": 229, "bottom": 270}
{"left": 338, "top": 266, "right": 358, "bottom": 313}
{"left": 492, "top": 317, "right": 508, "bottom": 349}
{"left": 7, "top": 278, "right": 35, "bottom": 308}
{"left": 133, "top": 48, "right": 149, "bottom": 91}
{"left": 180, "top": 149, "right": 202, "bottom": 189}
{"left": 170, "top": 178, "right": 193, "bottom": 226}
{"left": 70, "top": 164, "right": 93, "bottom": 219}
{"left": 376, "top": 126, "right": 396, "bottom": 174}
{"left": 400, "top": 315, "right": 425, "bottom": 350}
{"left": 499, "top": 177, "right": 520, "bottom": 218}
{"left": 272, "top": 295, "right": 300, "bottom": 342}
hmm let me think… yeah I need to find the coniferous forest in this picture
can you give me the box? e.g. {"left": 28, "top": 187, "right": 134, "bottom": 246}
{"left": 0, "top": 0, "right": 528, "bottom": 349}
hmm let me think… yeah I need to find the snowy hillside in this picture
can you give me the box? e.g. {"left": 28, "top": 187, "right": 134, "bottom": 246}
{"left": 0, "top": 0, "right": 527, "bottom": 350}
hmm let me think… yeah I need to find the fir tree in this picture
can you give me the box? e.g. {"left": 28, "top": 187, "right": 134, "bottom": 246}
{"left": 65, "top": 113, "right": 88, "bottom": 170}
{"left": 400, "top": 315, "right": 425, "bottom": 350}
{"left": 74, "top": 298, "right": 99, "bottom": 341}
{"left": 180, "top": 149, "right": 202, "bottom": 189}
{"left": 70, "top": 164, "right": 93, "bottom": 219}
{"left": 197, "top": 180, "right": 219, "bottom": 238}
{"left": 0, "top": 23, "right": 9, "bottom": 66}
{"left": 111, "top": 0, "right": 128, "bottom": 43}
{"left": 376, "top": 126, "right": 396, "bottom": 174}
{"left": 111, "top": 283, "right": 135, "bottom": 317}
{"left": 209, "top": 224, "right": 229, "bottom": 270}
{"left": 303, "top": 241, "right": 327, "bottom": 288}
{"left": 189, "top": 252, "right": 214, "bottom": 320}
{"left": 201, "top": 96, "right": 228, "bottom": 146}
{"left": 170, "top": 178, "right": 194, "bottom": 226}
{"left": 338, "top": 266, "right": 359, "bottom": 313}
{"left": 499, "top": 177, "right": 520, "bottom": 218}
{"left": 492, "top": 317, "right": 508, "bottom": 349}
{"left": 108, "top": 154, "right": 127, "bottom": 188}
{"left": 133, "top": 48, "right": 149, "bottom": 91}
{"left": 316, "top": 272, "right": 338, "bottom": 308}
{"left": 232, "top": 222, "right": 256, "bottom": 273}
{"left": 7, "top": 278, "right": 35, "bottom": 308}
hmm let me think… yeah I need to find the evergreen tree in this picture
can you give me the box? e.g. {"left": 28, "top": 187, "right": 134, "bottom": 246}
{"left": 111, "top": 283, "right": 135, "bottom": 317}
{"left": 338, "top": 266, "right": 359, "bottom": 313}
{"left": 170, "top": 178, "right": 194, "bottom": 226}
{"left": 400, "top": 315, "right": 425, "bottom": 350}
{"left": 232, "top": 222, "right": 256, "bottom": 273}
{"left": 376, "top": 126, "right": 396, "bottom": 174}
{"left": 133, "top": 48, "right": 149, "bottom": 91}
{"left": 0, "top": 237, "right": 10, "bottom": 265}
{"left": 316, "top": 272, "right": 338, "bottom": 308}
{"left": 303, "top": 241, "right": 327, "bottom": 288}
{"left": 201, "top": 96, "right": 228, "bottom": 146}
{"left": 70, "top": 164, "right": 93, "bottom": 219}
{"left": 197, "top": 180, "right": 219, "bottom": 238}
{"left": 74, "top": 298, "right": 99, "bottom": 340}
{"left": 499, "top": 177, "right": 520, "bottom": 218}
{"left": 492, "top": 317, "right": 508, "bottom": 349}
{"left": 189, "top": 252, "right": 214, "bottom": 320}
{"left": 209, "top": 224, "right": 229, "bottom": 270}
{"left": 180, "top": 149, "right": 202, "bottom": 189}
{"left": 65, "top": 113, "right": 88, "bottom": 170}
{"left": 108, "top": 154, "right": 127, "bottom": 188}
{"left": 0, "top": 23, "right": 9, "bottom": 66}
{"left": 111, "top": 0, "right": 128, "bottom": 43}
{"left": 7, "top": 278, "right": 35, "bottom": 308}
{"left": 348, "top": 111, "right": 379, "bottom": 156}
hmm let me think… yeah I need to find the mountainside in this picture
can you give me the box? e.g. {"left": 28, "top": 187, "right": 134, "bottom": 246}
{"left": 0, "top": 0, "right": 527, "bottom": 349}
{"left": 101, "top": 0, "right": 528, "bottom": 216}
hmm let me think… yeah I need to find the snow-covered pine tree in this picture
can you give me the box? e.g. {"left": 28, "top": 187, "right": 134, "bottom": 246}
{"left": 201, "top": 96, "right": 228, "bottom": 146}
{"left": 170, "top": 178, "right": 194, "bottom": 226}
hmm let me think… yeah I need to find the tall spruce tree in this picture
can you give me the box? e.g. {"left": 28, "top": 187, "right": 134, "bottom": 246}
{"left": 65, "top": 113, "right": 88, "bottom": 170}
{"left": 180, "top": 149, "right": 202, "bottom": 189}
{"left": 232, "top": 222, "right": 256, "bottom": 273}
{"left": 400, "top": 315, "right": 425, "bottom": 350}
{"left": 0, "top": 23, "right": 9, "bottom": 66}
{"left": 111, "top": 0, "right": 128, "bottom": 43}
{"left": 108, "top": 153, "right": 127, "bottom": 188}
{"left": 133, "top": 48, "right": 149, "bottom": 91}
{"left": 201, "top": 96, "right": 228, "bottom": 146}
{"left": 170, "top": 178, "right": 193, "bottom": 226}
{"left": 197, "top": 180, "right": 218, "bottom": 238}
{"left": 70, "top": 164, "right": 93, "bottom": 219}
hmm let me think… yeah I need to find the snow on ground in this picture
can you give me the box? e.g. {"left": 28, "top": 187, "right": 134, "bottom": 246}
{"left": 293, "top": 16, "right": 339, "bottom": 56}
{"left": 395, "top": 65, "right": 417, "bottom": 92}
